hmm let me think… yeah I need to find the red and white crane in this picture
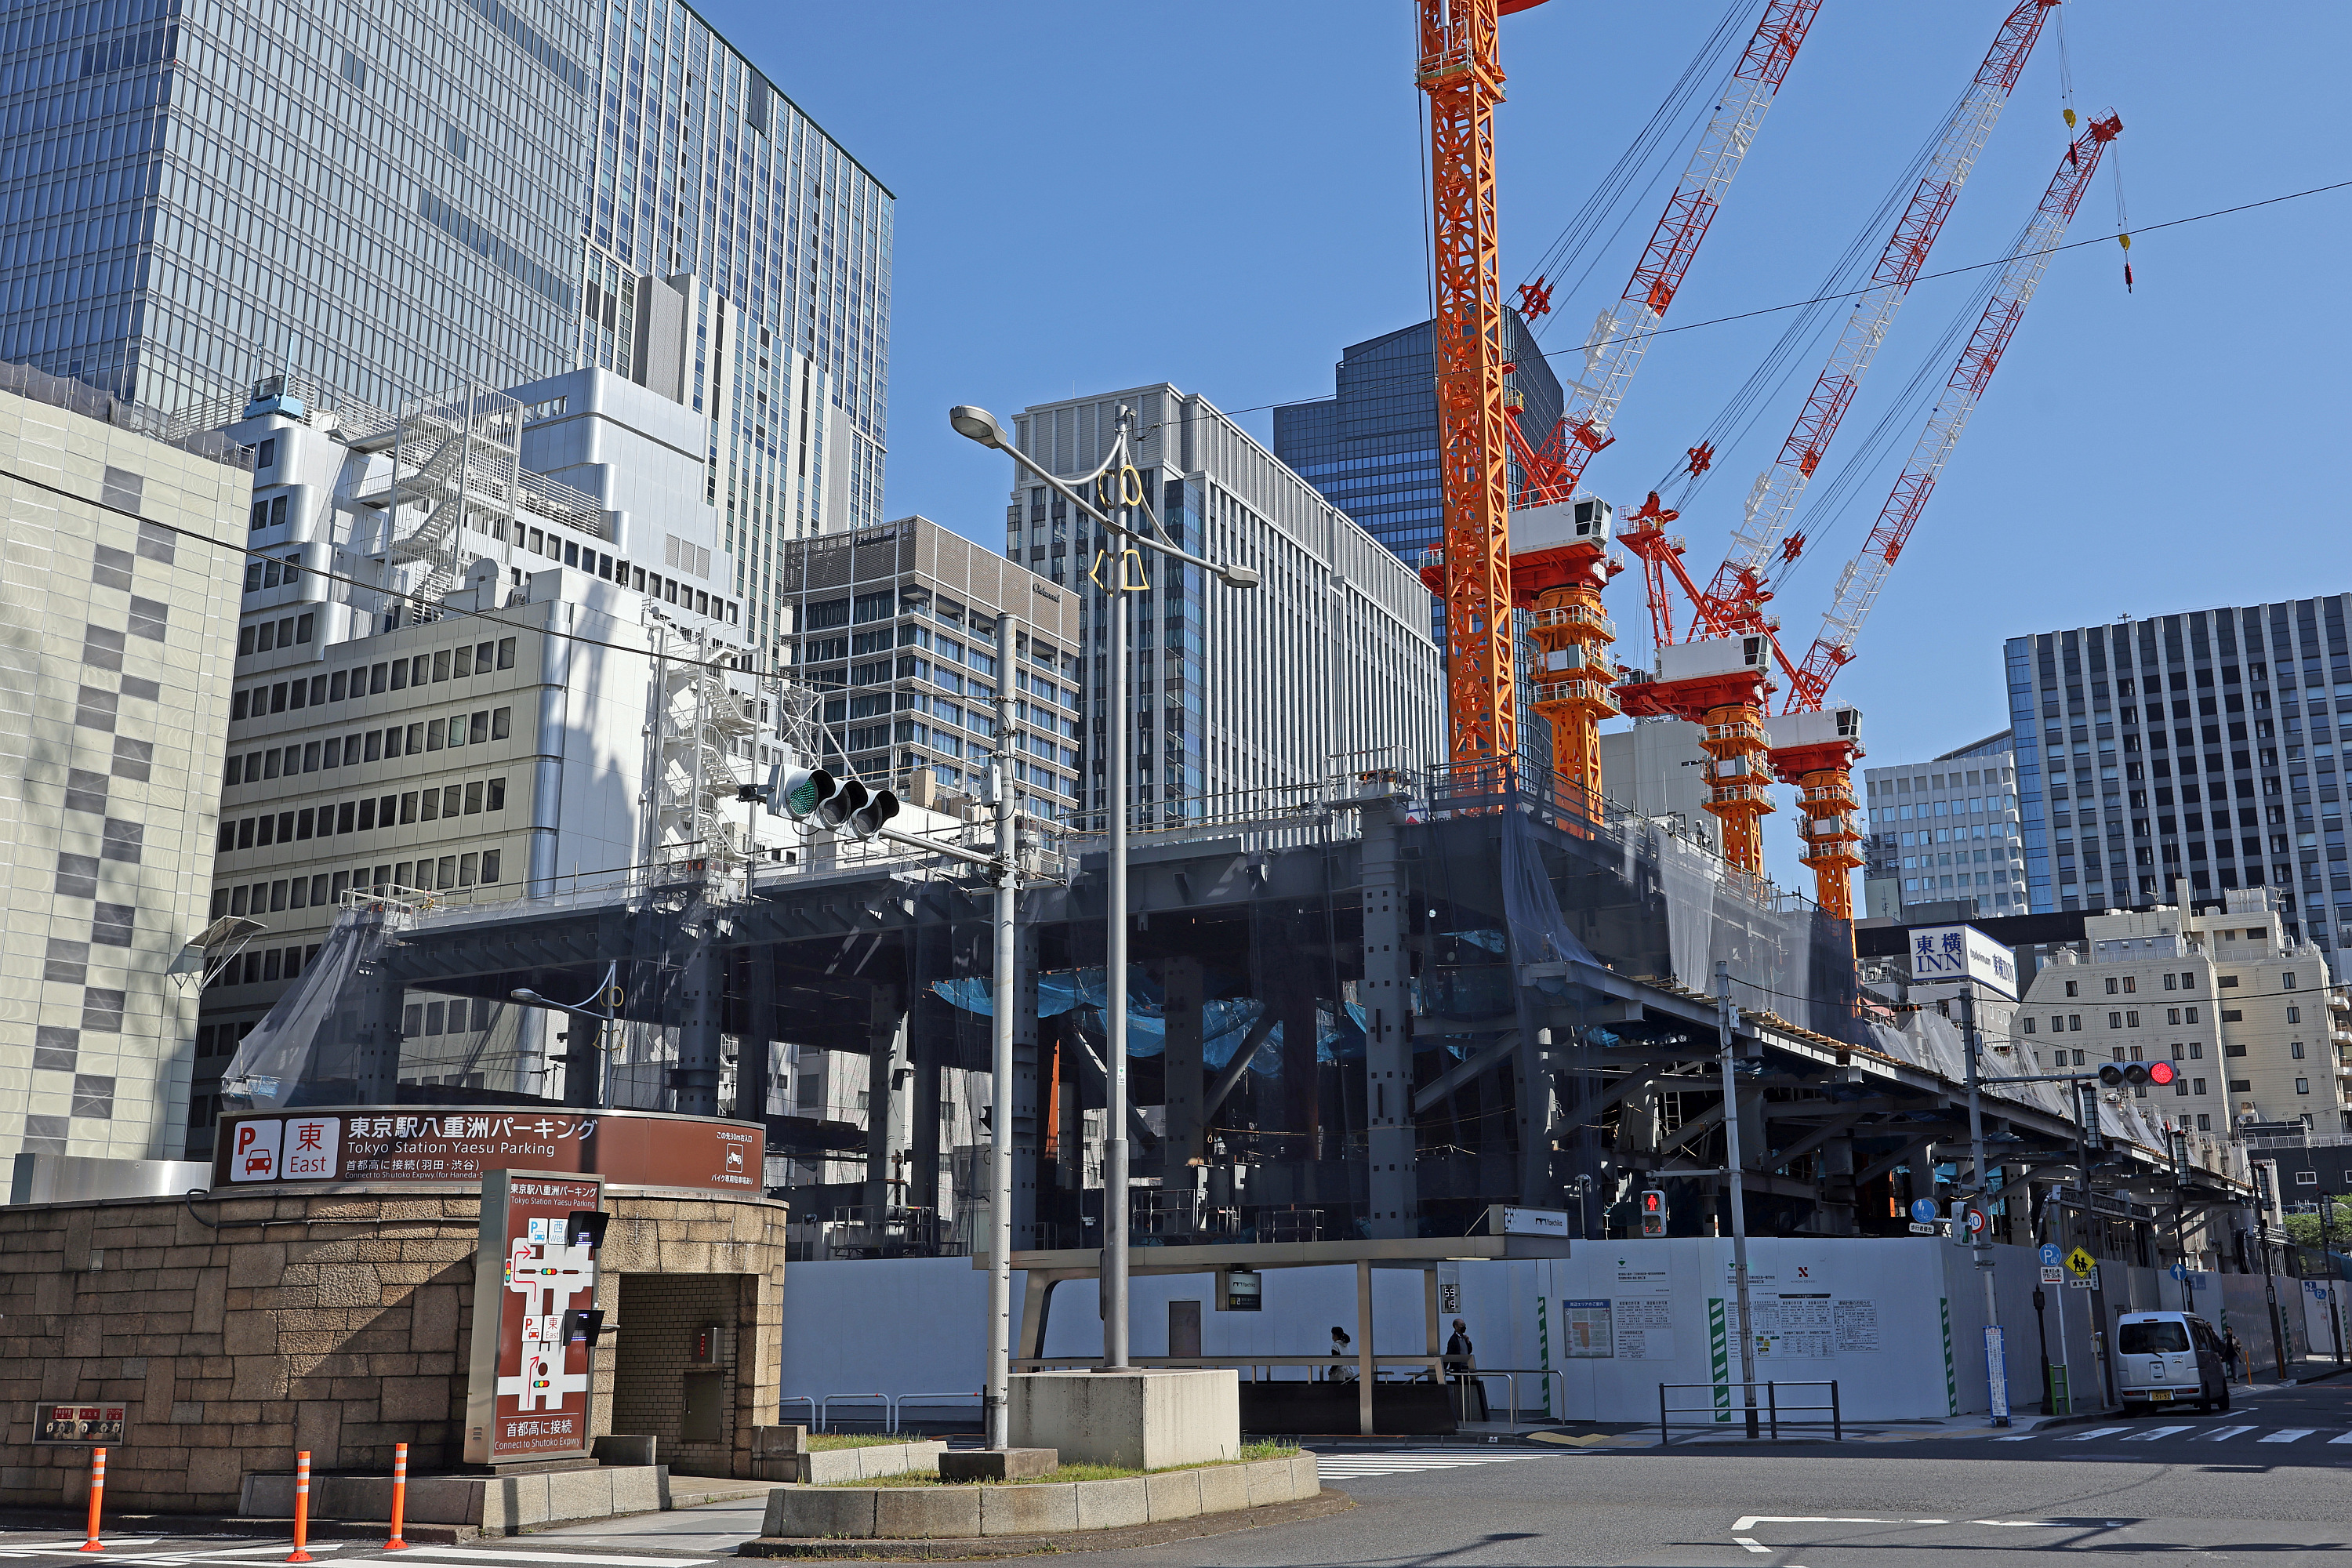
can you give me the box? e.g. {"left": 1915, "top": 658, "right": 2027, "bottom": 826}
{"left": 1769, "top": 109, "right": 2123, "bottom": 914}
{"left": 1499, "top": 0, "right": 1822, "bottom": 825}
{"left": 1613, "top": 0, "right": 2061, "bottom": 883}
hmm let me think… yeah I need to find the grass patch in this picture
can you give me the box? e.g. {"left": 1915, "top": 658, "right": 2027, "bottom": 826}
{"left": 816, "top": 1444, "right": 1300, "bottom": 1488}
{"left": 807, "top": 1432, "right": 920, "bottom": 1450}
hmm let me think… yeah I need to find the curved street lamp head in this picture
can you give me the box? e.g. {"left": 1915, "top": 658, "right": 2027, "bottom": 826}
{"left": 510, "top": 988, "right": 543, "bottom": 1004}
{"left": 1219, "top": 562, "right": 1261, "bottom": 590}
{"left": 949, "top": 405, "right": 1010, "bottom": 450}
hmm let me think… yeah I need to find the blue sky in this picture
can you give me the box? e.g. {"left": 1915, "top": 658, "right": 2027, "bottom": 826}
{"left": 708, "top": 2, "right": 2352, "bottom": 886}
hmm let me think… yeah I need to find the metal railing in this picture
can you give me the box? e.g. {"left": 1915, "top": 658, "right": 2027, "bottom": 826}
{"left": 779, "top": 1395, "right": 816, "bottom": 1427}
{"left": 815, "top": 1392, "right": 895, "bottom": 1432}
{"left": 1454, "top": 1367, "right": 1566, "bottom": 1433}
{"left": 1658, "top": 1380, "right": 1840, "bottom": 1443}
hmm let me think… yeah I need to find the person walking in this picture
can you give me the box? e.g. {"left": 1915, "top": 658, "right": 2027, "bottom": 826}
{"left": 2222, "top": 1326, "right": 2245, "bottom": 1383}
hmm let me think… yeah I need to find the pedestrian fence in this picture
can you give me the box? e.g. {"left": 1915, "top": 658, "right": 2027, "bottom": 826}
{"left": 782, "top": 1392, "right": 985, "bottom": 1433}
{"left": 1454, "top": 1368, "right": 1566, "bottom": 1433}
{"left": 1658, "top": 1380, "right": 1841, "bottom": 1444}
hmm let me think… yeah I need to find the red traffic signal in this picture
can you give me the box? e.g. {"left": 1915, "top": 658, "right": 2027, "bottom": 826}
{"left": 2146, "top": 1060, "right": 2176, "bottom": 1087}
{"left": 2099, "top": 1062, "right": 2169, "bottom": 1088}
{"left": 1639, "top": 1189, "right": 1667, "bottom": 1237}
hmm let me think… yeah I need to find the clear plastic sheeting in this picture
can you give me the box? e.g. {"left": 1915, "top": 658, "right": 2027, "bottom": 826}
{"left": 220, "top": 907, "right": 397, "bottom": 1109}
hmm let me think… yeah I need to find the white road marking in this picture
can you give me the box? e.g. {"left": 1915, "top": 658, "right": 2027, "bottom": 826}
{"left": 2259, "top": 1428, "right": 2318, "bottom": 1443}
{"left": 2201, "top": 1425, "right": 2257, "bottom": 1440}
{"left": 1968, "top": 1520, "right": 2084, "bottom": 1527}
{"left": 390, "top": 1552, "right": 712, "bottom": 1567}
{"left": 2120, "top": 1425, "right": 2196, "bottom": 1441}
{"left": 1733, "top": 1540, "right": 1769, "bottom": 1555}
{"left": 1311, "top": 1450, "right": 1553, "bottom": 1480}
{"left": 111, "top": 1553, "right": 351, "bottom": 1567}
{"left": 1730, "top": 1517, "right": 1895, "bottom": 1531}
{"left": 2328, "top": 1432, "right": 2352, "bottom": 1445}
{"left": 2061, "top": 1427, "right": 2132, "bottom": 1441}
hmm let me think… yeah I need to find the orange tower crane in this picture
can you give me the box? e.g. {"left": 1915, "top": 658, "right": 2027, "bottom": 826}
{"left": 1771, "top": 110, "right": 2123, "bottom": 916}
{"left": 1615, "top": 0, "right": 2060, "bottom": 880}
{"left": 1501, "top": 0, "right": 1822, "bottom": 824}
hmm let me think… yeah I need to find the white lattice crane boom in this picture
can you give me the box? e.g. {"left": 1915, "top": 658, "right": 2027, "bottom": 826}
{"left": 1786, "top": 109, "right": 2123, "bottom": 713}
{"left": 1697, "top": 0, "right": 2062, "bottom": 630}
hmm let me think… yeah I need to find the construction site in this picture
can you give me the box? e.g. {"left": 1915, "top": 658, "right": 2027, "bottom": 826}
{"left": 212, "top": 0, "right": 2259, "bottom": 1348}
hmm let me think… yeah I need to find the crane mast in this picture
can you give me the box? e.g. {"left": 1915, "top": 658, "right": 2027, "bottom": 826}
{"left": 1420, "top": 0, "right": 1542, "bottom": 770}
{"left": 1616, "top": 0, "right": 2059, "bottom": 883}
{"left": 1501, "top": 0, "right": 1820, "bottom": 826}
{"left": 1769, "top": 111, "right": 2122, "bottom": 918}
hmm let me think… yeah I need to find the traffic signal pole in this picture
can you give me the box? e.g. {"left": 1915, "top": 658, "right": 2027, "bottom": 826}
{"left": 1959, "top": 986, "right": 2010, "bottom": 1426}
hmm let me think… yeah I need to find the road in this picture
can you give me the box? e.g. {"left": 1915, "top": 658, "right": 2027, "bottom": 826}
{"left": 13, "top": 1378, "right": 2352, "bottom": 1568}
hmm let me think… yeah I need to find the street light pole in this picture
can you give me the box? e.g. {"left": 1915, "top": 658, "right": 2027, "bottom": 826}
{"left": 948, "top": 403, "right": 1258, "bottom": 1378}
{"left": 985, "top": 615, "right": 1022, "bottom": 1447}
{"left": 1102, "top": 410, "right": 1134, "bottom": 1370}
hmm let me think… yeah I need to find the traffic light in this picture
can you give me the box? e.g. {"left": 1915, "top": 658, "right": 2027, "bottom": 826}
{"left": 765, "top": 762, "right": 898, "bottom": 840}
{"left": 2096, "top": 1061, "right": 2176, "bottom": 1088}
{"left": 767, "top": 762, "right": 840, "bottom": 820}
{"left": 1639, "top": 1189, "right": 1667, "bottom": 1237}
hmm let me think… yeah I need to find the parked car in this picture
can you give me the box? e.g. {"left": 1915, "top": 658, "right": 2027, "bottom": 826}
{"left": 2114, "top": 1310, "right": 2230, "bottom": 1413}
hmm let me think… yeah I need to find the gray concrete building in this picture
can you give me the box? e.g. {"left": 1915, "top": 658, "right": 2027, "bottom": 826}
{"left": 1862, "top": 731, "right": 2024, "bottom": 920}
{"left": 2005, "top": 601, "right": 2352, "bottom": 956}
{"left": 0, "top": 362, "right": 251, "bottom": 1163}
{"left": 781, "top": 514, "right": 1081, "bottom": 821}
{"left": 1004, "top": 385, "right": 1443, "bottom": 819}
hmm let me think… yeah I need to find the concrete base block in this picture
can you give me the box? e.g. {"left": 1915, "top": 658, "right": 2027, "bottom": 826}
{"left": 939, "top": 1448, "right": 1056, "bottom": 1483}
{"left": 766, "top": 1486, "right": 877, "bottom": 1540}
{"left": 1196, "top": 1461, "right": 1250, "bottom": 1515}
{"left": 1144, "top": 1467, "right": 1202, "bottom": 1522}
{"left": 797, "top": 1440, "right": 946, "bottom": 1486}
{"left": 1011, "top": 1368, "right": 1240, "bottom": 1470}
{"left": 1288, "top": 1452, "right": 1321, "bottom": 1497}
{"left": 1073, "top": 1475, "right": 1149, "bottom": 1531}
{"left": 1243, "top": 1457, "right": 1296, "bottom": 1508}
{"left": 977, "top": 1483, "right": 1079, "bottom": 1537}
{"left": 877, "top": 1485, "right": 980, "bottom": 1539}
{"left": 593, "top": 1436, "right": 659, "bottom": 1467}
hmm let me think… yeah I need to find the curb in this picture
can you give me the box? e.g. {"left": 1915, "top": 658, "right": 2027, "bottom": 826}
{"left": 735, "top": 1490, "right": 1352, "bottom": 1559}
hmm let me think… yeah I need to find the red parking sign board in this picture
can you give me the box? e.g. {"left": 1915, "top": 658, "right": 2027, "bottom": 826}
{"left": 462, "top": 1171, "right": 604, "bottom": 1465}
{"left": 35, "top": 1405, "right": 126, "bottom": 1446}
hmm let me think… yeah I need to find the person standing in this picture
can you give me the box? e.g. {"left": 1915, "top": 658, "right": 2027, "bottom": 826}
{"left": 1445, "top": 1317, "right": 1486, "bottom": 1421}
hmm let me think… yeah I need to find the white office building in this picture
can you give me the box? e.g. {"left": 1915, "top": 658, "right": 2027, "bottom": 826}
{"left": 1003, "top": 385, "right": 1443, "bottom": 816}
{"left": 1863, "top": 731, "right": 2026, "bottom": 919}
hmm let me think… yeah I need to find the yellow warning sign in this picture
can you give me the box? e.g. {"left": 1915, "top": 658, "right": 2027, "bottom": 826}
{"left": 2066, "top": 1247, "right": 2096, "bottom": 1278}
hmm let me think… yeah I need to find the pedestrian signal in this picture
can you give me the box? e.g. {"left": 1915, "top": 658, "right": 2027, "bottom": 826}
{"left": 1639, "top": 1189, "right": 1667, "bottom": 1238}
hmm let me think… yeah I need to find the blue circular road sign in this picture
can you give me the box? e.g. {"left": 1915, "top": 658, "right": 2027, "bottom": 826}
{"left": 2041, "top": 1243, "right": 2063, "bottom": 1267}
{"left": 1911, "top": 1198, "right": 1940, "bottom": 1224}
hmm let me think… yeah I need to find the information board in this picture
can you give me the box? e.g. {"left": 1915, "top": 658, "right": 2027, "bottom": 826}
{"left": 462, "top": 1170, "right": 604, "bottom": 1466}
{"left": 34, "top": 1404, "right": 126, "bottom": 1446}
{"left": 212, "top": 1106, "right": 760, "bottom": 1194}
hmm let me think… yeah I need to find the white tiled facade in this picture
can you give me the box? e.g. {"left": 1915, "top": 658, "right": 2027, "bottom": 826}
{"left": 1864, "top": 731, "right": 2027, "bottom": 918}
{"left": 1005, "top": 385, "right": 1443, "bottom": 815}
{"left": 2018, "top": 888, "right": 2347, "bottom": 1134}
{"left": 0, "top": 370, "right": 250, "bottom": 1163}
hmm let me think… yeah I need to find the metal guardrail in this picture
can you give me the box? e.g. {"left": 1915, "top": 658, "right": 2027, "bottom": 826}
{"left": 1658, "top": 1380, "right": 1840, "bottom": 1443}
{"left": 816, "top": 1392, "right": 894, "bottom": 1432}
{"left": 780, "top": 1395, "right": 815, "bottom": 1427}
{"left": 1457, "top": 1367, "right": 1566, "bottom": 1434}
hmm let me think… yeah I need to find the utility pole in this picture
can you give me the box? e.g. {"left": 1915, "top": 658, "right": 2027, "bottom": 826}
{"left": 1959, "top": 986, "right": 2009, "bottom": 1426}
{"left": 1717, "top": 960, "right": 1758, "bottom": 1439}
{"left": 2323, "top": 1188, "right": 2347, "bottom": 1367}
{"left": 984, "top": 615, "right": 1021, "bottom": 1450}
{"left": 2255, "top": 1161, "right": 2288, "bottom": 1381}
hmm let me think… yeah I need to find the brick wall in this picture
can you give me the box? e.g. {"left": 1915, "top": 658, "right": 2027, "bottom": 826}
{"left": 610, "top": 1275, "right": 742, "bottom": 1475}
{"left": 0, "top": 1187, "right": 789, "bottom": 1510}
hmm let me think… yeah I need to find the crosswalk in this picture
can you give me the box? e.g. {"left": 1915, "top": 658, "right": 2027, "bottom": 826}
{"left": 1984, "top": 1422, "right": 2352, "bottom": 1450}
{"left": 1308, "top": 1450, "right": 1561, "bottom": 1482}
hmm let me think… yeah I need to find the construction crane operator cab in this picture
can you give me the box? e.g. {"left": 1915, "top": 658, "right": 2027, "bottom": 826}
{"left": 1763, "top": 706, "right": 1862, "bottom": 753}
{"left": 1507, "top": 495, "right": 1611, "bottom": 561}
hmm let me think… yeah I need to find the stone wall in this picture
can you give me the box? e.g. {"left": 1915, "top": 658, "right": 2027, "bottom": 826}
{"left": 0, "top": 1186, "right": 790, "bottom": 1512}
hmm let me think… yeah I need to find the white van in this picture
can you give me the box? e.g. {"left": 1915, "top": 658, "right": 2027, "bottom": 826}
{"left": 2114, "top": 1311, "right": 2230, "bottom": 1413}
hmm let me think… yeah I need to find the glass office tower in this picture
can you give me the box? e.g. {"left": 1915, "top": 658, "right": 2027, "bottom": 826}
{"left": 0, "top": 0, "right": 891, "bottom": 633}
{"left": 2005, "top": 597, "right": 2352, "bottom": 955}
{"left": 1274, "top": 314, "right": 1563, "bottom": 768}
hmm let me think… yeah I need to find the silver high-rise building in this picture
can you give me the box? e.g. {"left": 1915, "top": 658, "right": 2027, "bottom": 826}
{"left": 2005, "top": 598, "right": 2352, "bottom": 953}
{"left": 0, "top": 0, "right": 890, "bottom": 647}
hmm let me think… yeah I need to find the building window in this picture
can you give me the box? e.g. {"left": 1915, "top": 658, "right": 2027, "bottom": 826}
{"left": 2297, "top": 1077, "right": 2311, "bottom": 1095}
{"left": 2126, "top": 1011, "right": 2140, "bottom": 1027}
{"left": 2065, "top": 980, "right": 2080, "bottom": 997}
{"left": 2292, "top": 1040, "right": 2307, "bottom": 1059}
{"left": 2104, "top": 978, "right": 2118, "bottom": 995}
{"left": 2023, "top": 1017, "right": 2038, "bottom": 1033}
{"left": 2288, "top": 1006, "right": 2302, "bottom": 1024}
{"left": 2284, "top": 971, "right": 2298, "bottom": 989}
{"left": 2108, "top": 1011, "right": 2123, "bottom": 1029}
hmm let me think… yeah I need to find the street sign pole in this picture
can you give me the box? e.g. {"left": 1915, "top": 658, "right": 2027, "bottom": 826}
{"left": 1718, "top": 960, "right": 1759, "bottom": 1440}
{"left": 1959, "top": 985, "right": 2009, "bottom": 1426}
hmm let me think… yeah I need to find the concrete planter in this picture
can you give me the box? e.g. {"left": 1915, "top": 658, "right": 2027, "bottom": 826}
{"left": 798, "top": 1441, "right": 947, "bottom": 1485}
{"left": 755, "top": 1454, "right": 1317, "bottom": 1541}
